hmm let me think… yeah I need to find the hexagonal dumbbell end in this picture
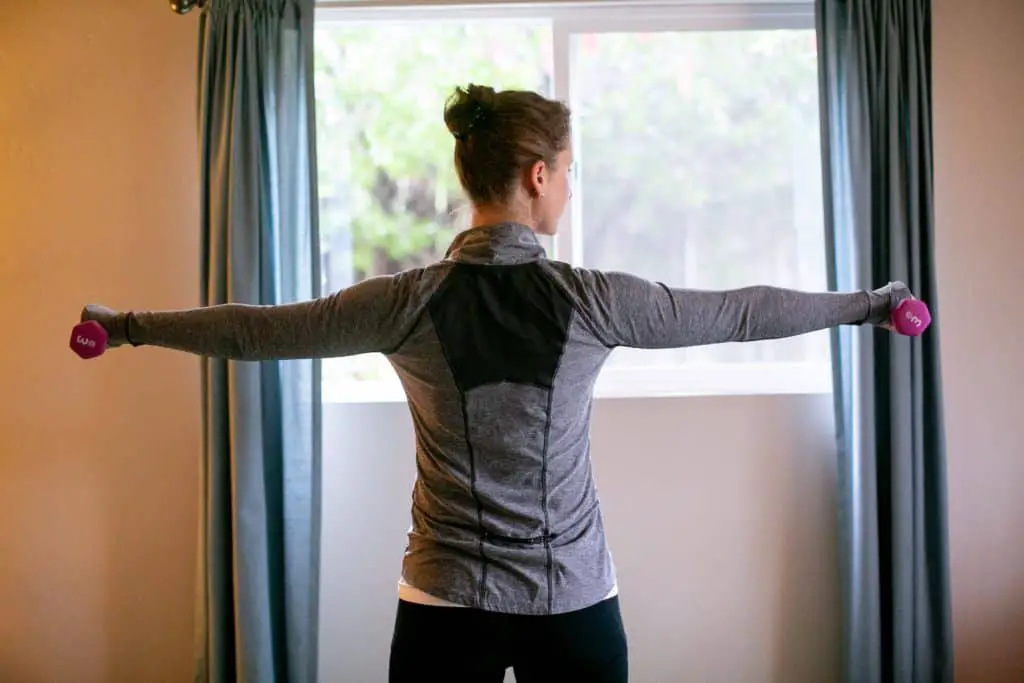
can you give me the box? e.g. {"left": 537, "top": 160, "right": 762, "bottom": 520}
{"left": 70, "top": 320, "right": 109, "bottom": 359}
{"left": 890, "top": 299, "right": 932, "bottom": 337}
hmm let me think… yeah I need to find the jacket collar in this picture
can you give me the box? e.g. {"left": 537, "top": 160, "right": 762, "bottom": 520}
{"left": 444, "top": 223, "right": 547, "bottom": 265}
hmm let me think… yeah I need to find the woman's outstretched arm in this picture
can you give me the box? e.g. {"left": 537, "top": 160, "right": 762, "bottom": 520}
{"left": 80, "top": 273, "right": 420, "bottom": 360}
{"left": 568, "top": 268, "right": 911, "bottom": 349}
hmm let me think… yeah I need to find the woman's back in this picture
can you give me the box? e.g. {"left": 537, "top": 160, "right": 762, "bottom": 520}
{"left": 386, "top": 222, "right": 617, "bottom": 615}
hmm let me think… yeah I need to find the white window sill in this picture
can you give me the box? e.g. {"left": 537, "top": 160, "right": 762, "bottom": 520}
{"left": 320, "top": 361, "right": 833, "bottom": 404}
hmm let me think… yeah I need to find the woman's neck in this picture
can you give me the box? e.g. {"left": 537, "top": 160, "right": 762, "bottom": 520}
{"left": 470, "top": 203, "right": 536, "bottom": 232}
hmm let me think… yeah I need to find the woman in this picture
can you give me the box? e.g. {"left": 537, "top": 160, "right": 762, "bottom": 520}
{"left": 81, "top": 84, "right": 913, "bottom": 682}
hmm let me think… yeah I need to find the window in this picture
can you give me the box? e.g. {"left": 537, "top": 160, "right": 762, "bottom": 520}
{"left": 314, "top": 2, "right": 831, "bottom": 403}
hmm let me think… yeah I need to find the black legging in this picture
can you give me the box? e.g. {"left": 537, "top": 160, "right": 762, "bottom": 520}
{"left": 389, "top": 596, "right": 629, "bottom": 682}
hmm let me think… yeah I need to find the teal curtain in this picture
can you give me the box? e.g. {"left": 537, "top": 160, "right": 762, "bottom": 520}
{"left": 816, "top": 1, "right": 952, "bottom": 681}
{"left": 194, "top": 1, "right": 321, "bottom": 681}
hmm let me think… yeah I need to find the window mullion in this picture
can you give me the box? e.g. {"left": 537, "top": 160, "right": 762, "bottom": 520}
{"left": 551, "top": 18, "right": 576, "bottom": 264}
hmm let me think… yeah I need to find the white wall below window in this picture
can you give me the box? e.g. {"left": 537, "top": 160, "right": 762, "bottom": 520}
{"left": 319, "top": 393, "right": 840, "bottom": 682}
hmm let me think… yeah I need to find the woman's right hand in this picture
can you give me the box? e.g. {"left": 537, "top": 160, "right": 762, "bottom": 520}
{"left": 80, "top": 304, "right": 129, "bottom": 347}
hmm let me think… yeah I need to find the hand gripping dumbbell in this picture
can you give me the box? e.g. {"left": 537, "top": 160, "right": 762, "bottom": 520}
{"left": 70, "top": 320, "right": 109, "bottom": 359}
{"left": 890, "top": 299, "right": 932, "bottom": 336}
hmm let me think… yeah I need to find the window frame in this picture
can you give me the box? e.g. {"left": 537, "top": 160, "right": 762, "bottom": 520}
{"left": 315, "top": 0, "right": 831, "bottom": 404}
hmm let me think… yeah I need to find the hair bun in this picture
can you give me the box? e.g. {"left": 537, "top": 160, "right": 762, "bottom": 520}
{"left": 444, "top": 84, "right": 498, "bottom": 141}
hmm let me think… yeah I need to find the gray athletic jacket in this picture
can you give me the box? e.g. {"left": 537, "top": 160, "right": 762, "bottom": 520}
{"left": 93, "top": 222, "right": 907, "bottom": 616}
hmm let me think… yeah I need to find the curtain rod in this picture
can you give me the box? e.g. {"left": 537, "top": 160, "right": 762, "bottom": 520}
{"left": 170, "top": 0, "right": 206, "bottom": 14}
{"left": 173, "top": 0, "right": 810, "bottom": 15}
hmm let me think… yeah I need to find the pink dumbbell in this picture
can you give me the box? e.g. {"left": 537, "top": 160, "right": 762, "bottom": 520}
{"left": 890, "top": 299, "right": 931, "bottom": 336}
{"left": 70, "top": 320, "right": 109, "bottom": 359}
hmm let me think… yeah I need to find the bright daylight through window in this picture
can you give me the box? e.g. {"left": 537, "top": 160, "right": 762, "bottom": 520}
{"left": 314, "top": 2, "right": 830, "bottom": 403}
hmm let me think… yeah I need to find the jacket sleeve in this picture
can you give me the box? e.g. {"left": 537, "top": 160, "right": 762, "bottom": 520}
{"left": 84, "top": 272, "right": 423, "bottom": 360}
{"left": 568, "top": 268, "right": 905, "bottom": 349}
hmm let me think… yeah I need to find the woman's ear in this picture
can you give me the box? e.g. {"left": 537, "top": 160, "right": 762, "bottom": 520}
{"left": 527, "top": 159, "right": 548, "bottom": 198}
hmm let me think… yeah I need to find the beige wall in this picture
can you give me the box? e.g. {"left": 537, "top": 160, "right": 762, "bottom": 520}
{"left": 933, "top": 1, "right": 1024, "bottom": 681}
{"left": 1, "top": 1, "right": 1021, "bottom": 682}
{"left": 0, "top": 3, "right": 201, "bottom": 683}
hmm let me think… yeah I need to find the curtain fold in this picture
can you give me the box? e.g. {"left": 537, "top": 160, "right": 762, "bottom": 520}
{"left": 194, "top": 1, "right": 321, "bottom": 681}
{"left": 816, "top": 1, "right": 952, "bottom": 681}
